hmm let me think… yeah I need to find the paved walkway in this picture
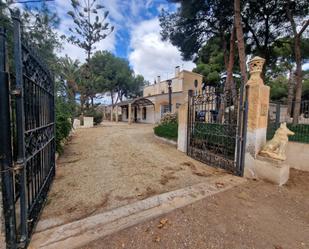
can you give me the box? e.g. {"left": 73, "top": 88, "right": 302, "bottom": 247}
{"left": 36, "top": 122, "right": 237, "bottom": 232}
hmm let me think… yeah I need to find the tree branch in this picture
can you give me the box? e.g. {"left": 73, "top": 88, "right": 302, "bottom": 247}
{"left": 299, "top": 19, "right": 309, "bottom": 36}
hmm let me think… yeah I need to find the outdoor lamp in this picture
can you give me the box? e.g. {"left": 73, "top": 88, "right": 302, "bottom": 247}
{"left": 167, "top": 80, "right": 172, "bottom": 112}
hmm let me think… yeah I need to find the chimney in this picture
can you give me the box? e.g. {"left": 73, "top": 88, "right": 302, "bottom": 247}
{"left": 175, "top": 66, "right": 180, "bottom": 77}
{"left": 157, "top": 75, "right": 161, "bottom": 84}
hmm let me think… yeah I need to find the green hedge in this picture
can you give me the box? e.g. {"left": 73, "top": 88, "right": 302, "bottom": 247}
{"left": 154, "top": 122, "right": 178, "bottom": 141}
{"left": 267, "top": 123, "right": 309, "bottom": 143}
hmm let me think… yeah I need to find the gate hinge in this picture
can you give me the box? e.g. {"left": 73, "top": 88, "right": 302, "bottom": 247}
{"left": 12, "top": 161, "right": 24, "bottom": 172}
{"left": 11, "top": 88, "right": 22, "bottom": 96}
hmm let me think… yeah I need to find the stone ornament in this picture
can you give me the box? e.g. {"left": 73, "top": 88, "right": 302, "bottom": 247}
{"left": 260, "top": 122, "right": 295, "bottom": 161}
{"left": 247, "top": 56, "right": 265, "bottom": 85}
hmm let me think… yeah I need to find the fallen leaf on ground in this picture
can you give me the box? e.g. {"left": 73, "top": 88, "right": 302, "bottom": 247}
{"left": 153, "top": 236, "right": 161, "bottom": 242}
{"left": 215, "top": 182, "right": 225, "bottom": 188}
{"left": 157, "top": 218, "right": 168, "bottom": 228}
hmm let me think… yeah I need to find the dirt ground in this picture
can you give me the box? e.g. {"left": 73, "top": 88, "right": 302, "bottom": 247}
{"left": 81, "top": 169, "right": 309, "bottom": 249}
{"left": 40, "top": 122, "right": 225, "bottom": 227}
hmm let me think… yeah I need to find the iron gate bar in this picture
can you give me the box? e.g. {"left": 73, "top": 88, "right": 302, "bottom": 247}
{"left": 0, "top": 27, "right": 18, "bottom": 249}
{"left": 12, "top": 10, "right": 28, "bottom": 246}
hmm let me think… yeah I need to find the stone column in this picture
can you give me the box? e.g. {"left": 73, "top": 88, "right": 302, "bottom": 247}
{"left": 128, "top": 103, "right": 132, "bottom": 125}
{"left": 177, "top": 92, "right": 190, "bottom": 152}
{"left": 115, "top": 105, "right": 119, "bottom": 122}
{"left": 244, "top": 56, "right": 270, "bottom": 177}
{"left": 110, "top": 107, "right": 113, "bottom": 122}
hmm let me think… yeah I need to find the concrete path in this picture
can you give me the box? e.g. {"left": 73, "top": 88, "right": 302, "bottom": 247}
{"left": 30, "top": 174, "right": 245, "bottom": 249}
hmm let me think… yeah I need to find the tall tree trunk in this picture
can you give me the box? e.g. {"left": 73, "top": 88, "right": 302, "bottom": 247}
{"left": 286, "top": 4, "right": 309, "bottom": 123}
{"left": 226, "top": 25, "right": 236, "bottom": 93}
{"left": 287, "top": 69, "right": 294, "bottom": 117}
{"left": 234, "top": 0, "right": 248, "bottom": 84}
{"left": 292, "top": 35, "right": 303, "bottom": 124}
{"left": 218, "top": 25, "right": 236, "bottom": 122}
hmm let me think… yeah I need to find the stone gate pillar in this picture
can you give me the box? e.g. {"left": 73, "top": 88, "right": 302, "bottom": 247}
{"left": 177, "top": 91, "right": 190, "bottom": 152}
{"left": 244, "top": 56, "right": 270, "bottom": 177}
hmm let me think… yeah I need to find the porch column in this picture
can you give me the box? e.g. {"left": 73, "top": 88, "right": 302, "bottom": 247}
{"left": 110, "top": 107, "right": 113, "bottom": 122}
{"left": 115, "top": 105, "right": 119, "bottom": 122}
{"left": 128, "top": 103, "right": 132, "bottom": 125}
{"left": 244, "top": 56, "right": 270, "bottom": 176}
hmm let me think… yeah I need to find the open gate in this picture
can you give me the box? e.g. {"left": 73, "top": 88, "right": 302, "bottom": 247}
{"left": 187, "top": 85, "right": 248, "bottom": 176}
{"left": 0, "top": 11, "right": 55, "bottom": 248}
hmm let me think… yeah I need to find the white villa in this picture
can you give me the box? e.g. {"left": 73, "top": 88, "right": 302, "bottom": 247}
{"left": 116, "top": 67, "right": 203, "bottom": 124}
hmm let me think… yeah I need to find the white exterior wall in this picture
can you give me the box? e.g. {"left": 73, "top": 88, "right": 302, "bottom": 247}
{"left": 140, "top": 106, "right": 155, "bottom": 124}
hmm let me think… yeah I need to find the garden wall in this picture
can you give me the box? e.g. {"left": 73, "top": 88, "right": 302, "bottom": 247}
{"left": 286, "top": 142, "right": 309, "bottom": 172}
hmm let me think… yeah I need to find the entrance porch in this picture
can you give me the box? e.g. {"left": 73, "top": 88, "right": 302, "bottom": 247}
{"left": 118, "top": 97, "right": 155, "bottom": 124}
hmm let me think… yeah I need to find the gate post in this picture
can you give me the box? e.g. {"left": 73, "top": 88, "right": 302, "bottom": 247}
{"left": 177, "top": 90, "right": 192, "bottom": 152}
{"left": 244, "top": 57, "right": 270, "bottom": 177}
{"left": 0, "top": 27, "right": 17, "bottom": 249}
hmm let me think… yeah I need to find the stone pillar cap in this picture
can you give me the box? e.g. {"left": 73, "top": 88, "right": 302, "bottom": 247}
{"left": 248, "top": 56, "right": 265, "bottom": 74}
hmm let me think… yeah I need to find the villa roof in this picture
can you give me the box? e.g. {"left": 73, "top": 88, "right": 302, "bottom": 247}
{"left": 117, "top": 97, "right": 154, "bottom": 107}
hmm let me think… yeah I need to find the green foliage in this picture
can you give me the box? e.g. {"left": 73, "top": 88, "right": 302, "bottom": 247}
{"left": 269, "top": 76, "right": 288, "bottom": 102}
{"left": 154, "top": 113, "right": 178, "bottom": 141}
{"left": 21, "top": 3, "right": 61, "bottom": 73}
{"left": 90, "top": 51, "right": 146, "bottom": 103}
{"left": 159, "top": 0, "right": 233, "bottom": 60}
{"left": 55, "top": 97, "right": 73, "bottom": 153}
{"left": 154, "top": 122, "right": 178, "bottom": 141}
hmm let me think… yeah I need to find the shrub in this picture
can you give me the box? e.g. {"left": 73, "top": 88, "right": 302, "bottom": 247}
{"left": 154, "top": 122, "right": 178, "bottom": 141}
{"left": 55, "top": 97, "right": 73, "bottom": 153}
{"left": 160, "top": 112, "right": 177, "bottom": 125}
{"left": 55, "top": 114, "right": 71, "bottom": 153}
{"left": 154, "top": 112, "right": 178, "bottom": 141}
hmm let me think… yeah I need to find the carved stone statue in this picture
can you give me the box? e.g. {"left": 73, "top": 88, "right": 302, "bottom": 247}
{"left": 260, "top": 122, "right": 294, "bottom": 161}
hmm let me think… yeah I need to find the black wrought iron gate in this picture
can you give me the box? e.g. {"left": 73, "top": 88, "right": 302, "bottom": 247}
{"left": 187, "top": 85, "right": 248, "bottom": 176}
{"left": 0, "top": 11, "right": 55, "bottom": 249}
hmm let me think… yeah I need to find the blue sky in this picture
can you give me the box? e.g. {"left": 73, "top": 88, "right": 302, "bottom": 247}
{"left": 43, "top": 0, "right": 195, "bottom": 82}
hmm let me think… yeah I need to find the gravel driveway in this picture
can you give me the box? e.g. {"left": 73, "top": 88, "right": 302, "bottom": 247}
{"left": 39, "top": 122, "right": 226, "bottom": 229}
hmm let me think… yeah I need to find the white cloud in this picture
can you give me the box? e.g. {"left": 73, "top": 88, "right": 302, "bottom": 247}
{"left": 128, "top": 18, "right": 195, "bottom": 82}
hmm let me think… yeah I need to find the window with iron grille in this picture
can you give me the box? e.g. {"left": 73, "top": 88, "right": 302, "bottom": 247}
{"left": 161, "top": 104, "right": 172, "bottom": 117}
